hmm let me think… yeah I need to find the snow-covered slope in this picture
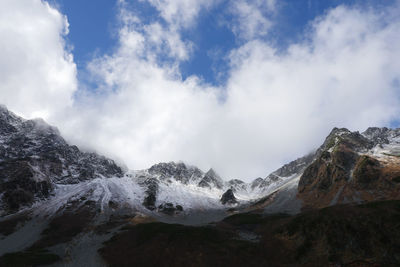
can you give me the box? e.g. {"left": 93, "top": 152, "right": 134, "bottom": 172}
{"left": 0, "top": 105, "right": 123, "bottom": 216}
{"left": 3, "top": 104, "right": 400, "bottom": 266}
{"left": 249, "top": 127, "right": 400, "bottom": 214}
{"left": 1, "top": 105, "right": 304, "bottom": 219}
{"left": 3, "top": 104, "right": 399, "bottom": 222}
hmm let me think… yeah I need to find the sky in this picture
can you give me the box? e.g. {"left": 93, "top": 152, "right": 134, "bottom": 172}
{"left": 0, "top": 0, "right": 400, "bottom": 181}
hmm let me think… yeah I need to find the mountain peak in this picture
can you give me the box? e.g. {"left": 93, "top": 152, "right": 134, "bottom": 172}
{"left": 199, "top": 168, "right": 224, "bottom": 189}
{"left": 148, "top": 161, "right": 204, "bottom": 184}
{"left": 320, "top": 127, "right": 373, "bottom": 153}
{"left": 205, "top": 168, "right": 220, "bottom": 178}
{"left": 362, "top": 127, "right": 392, "bottom": 145}
{"left": 0, "top": 104, "right": 22, "bottom": 126}
{"left": 298, "top": 126, "right": 400, "bottom": 210}
{"left": 327, "top": 127, "right": 351, "bottom": 138}
{"left": 0, "top": 108, "right": 124, "bottom": 214}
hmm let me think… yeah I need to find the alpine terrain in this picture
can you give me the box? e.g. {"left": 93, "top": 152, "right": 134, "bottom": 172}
{"left": 1, "top": 105, "right": 400, "bottom": 266}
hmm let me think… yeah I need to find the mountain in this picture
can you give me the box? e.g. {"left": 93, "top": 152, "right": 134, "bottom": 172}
{"left": 252, "top": 126, "right": 400, "bottom": 214}
{"left": 0, "top": 105, "right": 308, "bottom": 219}
{"left": 0, "top": 105, "right": 123, "bottom": 215}
{"left": 298, "top": 127, "right": 400, "bottom": 210}
{"left": 1, "top": 105, "right": 400, "bottom": 266}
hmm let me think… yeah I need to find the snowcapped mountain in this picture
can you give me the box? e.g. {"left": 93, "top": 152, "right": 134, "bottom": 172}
{"left": 255, "top": 126, "right": 400, "bottom": 213}
{"left": 297, "top": 127, "right": 400, "bottom": 209}
{"left": 0, "top": 105, "right": 123, "bottom": 216}
{"left": 2, "top": 105, "right": 400, "bottom": 266}
{"left": 1, "top": 105, "right": 302, "bottom": 220}
{"left": 2, "top": 104, "right": 400, "bottom": 221}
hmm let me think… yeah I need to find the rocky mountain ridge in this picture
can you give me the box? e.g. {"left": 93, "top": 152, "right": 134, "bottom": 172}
{"left": 0, "top": 105, "right": 123, "bottom": 215}
{"left": 297, "top": 126, "right": 400, "bottom": 209}
{"left": 2, "top": 105, "right": 400, "bottom": 266}
{"left": 0, "top": 105, "right": 305, "bottom": 219}
{"left": 2, "top": 104, "right": 400, "bottom": 219}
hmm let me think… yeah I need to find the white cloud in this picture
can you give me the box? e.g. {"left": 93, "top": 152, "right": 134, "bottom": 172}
{"left": 116, "top": 1, "right": 196, "bottom": 62}
{"left": 61, "top": 3, "right": 400, "bottom": 181}
{"left": 0, "top": 0, "right": 77, "bottom": 120}
{"left": 218, "top": 5, "right": 400, "bottom": 178}
{"left": 141, "top": 0, "right": 218, "bottom": 29}
{"left": 59, "top": 6, "right": 222, "bottom": 170}
{"left": 228, "top": 0, "right": 277, "bottom": 40}
{"left": 1, "top": 1, "right": 400, "bottom": 181}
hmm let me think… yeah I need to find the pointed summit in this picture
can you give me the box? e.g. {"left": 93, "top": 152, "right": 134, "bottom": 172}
{"left": 0, "top": 104, "right": 22, "bottom": 127}
{"left": 148, "top": 162, "right": 203, "bottom": 184}
{"left": 198, "top": 168, "right": 224, "bottom": 189}
{"left": 205, "top": 168, "right": 220, "bottom": 179}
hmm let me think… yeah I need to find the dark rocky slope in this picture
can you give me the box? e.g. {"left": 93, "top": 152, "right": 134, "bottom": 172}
{"left": 298, "top": 128, "right": 400, "bottom": 210}
{"left": 220, "top": 189, "right": 238, "bottom": 205}
{"left": 96, "top": 200, "right": 400, "bottom": 267}
{"left": 0, "top": 106, "right": 123, "bottom": 215}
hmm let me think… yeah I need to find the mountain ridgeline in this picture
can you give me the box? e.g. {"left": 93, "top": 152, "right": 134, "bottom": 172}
{"left": 0, "top": 105, "right": 313, "bottom": 217}
{"left": 0, "top": 106, "right": 123, "bottom": 214}
{"left": 1, "top": 105, "right": 400, "bottom": 266}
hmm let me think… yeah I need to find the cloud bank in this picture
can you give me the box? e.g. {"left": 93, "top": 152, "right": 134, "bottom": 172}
{"left": 1, "top": 0, "right": 400, "bottom": 181}
{"left": 0, "top": 0, "right": 77, "bottom": 120}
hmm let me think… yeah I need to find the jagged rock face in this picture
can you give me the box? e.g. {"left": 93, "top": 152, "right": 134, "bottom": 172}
{"left": 148, "top": 162, "right": 203, "bottom": 184}
{"left": 273, "top": 152, "right": 316, "bottom": 178}
{"left": 138, "top": 164, "right": 232, "bottom": 211}
{"left": 318, "top": 128, "right": 372, "bottom": 153}
{"left": 0, "top": 107, "right": 123, "bottom": 183}
{"left": 353, "top": 155, "right": 381, "bottom": 187}
{"left": 363, "top": 127, "right": 391, "bottom": 145}
{"left": 299, "top": 146, "right": 359, "bottom": 193}
{"left": 2, "top": 105, "right": 400, "bottom": 267}
{"left": 0, "top": 106, "right": 124, "bottom": 214}
{"left": 0, "top": 161, "right": 51, "bottom": 212}
{"left": 228, "top": 179, "right": 247, "bottom": 192}
{"left": 0, "top": 101, "right": 314, "bottom": 215}
{"left": 198, "top": 168, "right": 224, "bottom": 189}
{"left": 298, "top": 127, "right": 400, "bottom": 210}
{"left": 250, "top": 178, "right": 264, "bottom": 190}
{"left": 220, "top": 189, "right": 238, "bottom": 205}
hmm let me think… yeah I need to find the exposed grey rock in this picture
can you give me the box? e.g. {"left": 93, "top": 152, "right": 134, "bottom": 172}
{"left": 148, "top": 162, "right": 203, "bottom": 184}
{"left": 250, "top": 178, "right": 264, "bottom": 190}
{"left": 220, "top": 189, "right": 238, "bottom": 205}
{"left": 0, "top": 106, "right": 124, "bottom": 214}
{"left": 157, "top": 202, "right": 184, "bottom": 215}
{"left": 319, "top": 127, "right": 373, "bottom": 153}
{"left": 362, "top": 127, "right": 391, "bottom": 145}
{"left": 297, "top": 126, "right": 400, "bottom": 210}
{"left": 228, "top": 179, "right": 246, "bottom": 192}
{"left": 140, "top": 177, "right": 159, "bottom": 210}
{"left": 198, "top": 168, "right": 224, "bottom": 189}
{"left": 0, "top": 160, "right": 51, "bottom": 211}
{"left": 272, "top": 152, "right": 316, "bottom": 178}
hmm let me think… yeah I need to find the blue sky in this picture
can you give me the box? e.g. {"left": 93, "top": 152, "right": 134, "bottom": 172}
{"left": 54, "top": 0, "right": 396, "bottom": 86}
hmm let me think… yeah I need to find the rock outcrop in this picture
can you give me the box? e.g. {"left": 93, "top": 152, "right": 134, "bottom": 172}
{"left": 298, "top": 127, "right": 400, "bottom": 210}
{"left": 198, "top": 168, "right": 224, "bottom": 189}
{"left": 220, "top": 189, "right": 238, "bottom": 205}
{"left": 0, "top": 106, "right": 123, "bottom": 214}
